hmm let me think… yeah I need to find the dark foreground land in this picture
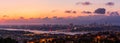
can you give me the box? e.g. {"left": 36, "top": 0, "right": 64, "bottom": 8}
{"left": 1, "top": 30, "right": 120, "bottom": 43}
{"left": 26, "top": 31, "right": 120, "bottom": 43}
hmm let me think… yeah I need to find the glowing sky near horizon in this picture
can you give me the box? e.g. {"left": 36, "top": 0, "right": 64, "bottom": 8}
{"left": 0, "top": 0, "right": 120, "bottom": 20}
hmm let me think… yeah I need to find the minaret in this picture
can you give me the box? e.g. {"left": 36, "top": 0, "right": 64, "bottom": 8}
{"left": 67, "top": 26, "right": 70, "bottom": 32}
{"left": 49, "top": 25, "right": 52, "bottom": 32}
{"left": 67, "top": 23, "right": 73, "bottom": 32}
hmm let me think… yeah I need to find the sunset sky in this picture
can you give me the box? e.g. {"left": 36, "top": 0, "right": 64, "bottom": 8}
{"left": 0, "top": 0, "right": 120, "bottom": 25}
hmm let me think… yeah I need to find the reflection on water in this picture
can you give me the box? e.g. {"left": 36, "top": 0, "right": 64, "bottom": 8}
{"left": 0, "top": 28, "right": 88, "bottom": 35}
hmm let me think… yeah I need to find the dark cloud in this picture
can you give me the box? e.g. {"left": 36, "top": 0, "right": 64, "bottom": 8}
{"left": 106, "top": 2, "right": 114, "bottom": 6}
{"left": 53, "top": 16, "right": 57, "bottom": 19}
{"left": 75, "top": 2, "right": 92, "bottom": 5}
{"left": 109, "top": 12, "right": 119, "bottom": 16}
{"left": 65, "top": 10, "right": 71, "bottom": 13}
{"left": 65, "top": 10, "right": 77, "bottom": 14}
{"left": 73, "top": 11, "right": 77, "bottom": 14}
{"left": 76, "top": 1, "right": 91, "bottom": 5}
{"left": 94, "top": 8, "right": 106, "bottom": 14}
{"left": 82, "top": 11, "right": 92, "bottom": 14}
{"left": 43, "top": 17, "right": 50, "bottom": 20}
{"left": 20, "top": 17, "right": 24, "bottom": 19}
{"left": 81, "top": 2, "right": 91, "bottom": 5}
{"left": 3, "top": 15, "right": 9, "bottom": 17}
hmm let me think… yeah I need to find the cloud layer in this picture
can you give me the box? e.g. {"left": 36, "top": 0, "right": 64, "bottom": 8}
{"left": 2, "top": 15, "right": 120, "bottom": 25}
